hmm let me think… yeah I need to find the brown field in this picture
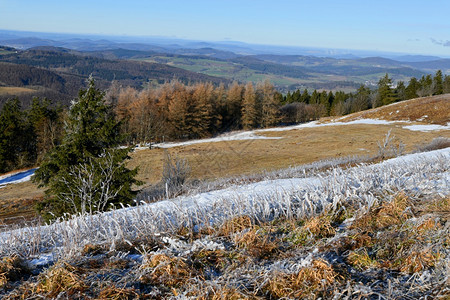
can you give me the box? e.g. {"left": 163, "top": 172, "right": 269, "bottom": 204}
{"left": 0, "top": 95, "right": 449, "bottom": 223}
{"left": 129, "top": 123, "right": 448, "bottom": 188}
{"left": 0, "top": 86, "right": 36, "bottom": 95}
{"left": 333, "top": 94, "right": 450, "bottom": 125}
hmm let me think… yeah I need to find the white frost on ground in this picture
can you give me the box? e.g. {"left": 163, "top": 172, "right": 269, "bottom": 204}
{"left": 0, "top": 148, "right": 448, "bottom": 263}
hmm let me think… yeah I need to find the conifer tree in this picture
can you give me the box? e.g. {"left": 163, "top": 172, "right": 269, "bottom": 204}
{"left": 300, "top": 89, "right": 310, "bottom": 104}
{"left": 443, "top": 75, "right": 450, "bottom": 94}
{"left": 190, "top": 83, "right": 213, "bottom": 138}
{"left": 432, "top": 70, "right": 443, "bottom": 95}
{"left": 0, "top": 98, "right": 35, "bottom": 173}
{"left": 405, "top": 77, "right": 419, "bottom": 99}
{"left": 33, "top": 77, "right": 140, "bottom": 221}
{"left": 241, "top": 82, "right": 258, "bottom": 129}
{"left": 259, "top": 81, "right": 280, "bottom": 127}
{"left": 226, "top": 82, "right": 244, "bottom": 130}
{"left": 418, "top": 75, "right": 433, "bottom": 97}
{"left": 376, "top": 74, "right": 397, "bottom": 106}
{"left": 28, "top": 97, "right": 62, "bottom": 162}
{"left": 395, "top": 81, "right": 406, "bottom": 101}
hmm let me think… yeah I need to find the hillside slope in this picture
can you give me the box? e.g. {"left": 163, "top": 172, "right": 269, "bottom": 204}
{"left": 0, "top": 47, "right": 229, "bottom": 106}
{"left": 334, "top": 94, "right": 450, "bottom": 125}
{"left": 0, "top": 148, "right": 448, "bottom": 298}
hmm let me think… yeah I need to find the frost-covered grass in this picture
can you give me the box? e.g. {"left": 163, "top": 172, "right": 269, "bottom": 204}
{"left": 0, "top": 148, "right": 449, "bottom": 298}
{"left": 1, "top": 149, "right": 448, "bottom": 258}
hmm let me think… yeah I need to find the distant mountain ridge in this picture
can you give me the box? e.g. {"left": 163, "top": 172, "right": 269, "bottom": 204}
{"left": 0, "top": 46, "right": 229, "bottom": 107}
{"left": 2, "top": 29, "right": 448, "bottom": 60}
{"left": 1, "top": 30, "right": 449, "bottom": 108}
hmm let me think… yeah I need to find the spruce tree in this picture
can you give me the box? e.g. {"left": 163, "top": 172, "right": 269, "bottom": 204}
{"left": 0, "top": 98, "right": 35, "bottom": 173}
{"left": 33, "top": 77, "right": 141, "bottom": 221}
{"left": 405, "top": 77, "right": 419, "bottom": 99}
{"left": 432, "top": 70, "right": 443, "bottom": 95}
{"left": 444, "top": 75, "right": 450, "bottom": 94}
{"left": 376, "top": 74, "right": 397, "bottom": 106}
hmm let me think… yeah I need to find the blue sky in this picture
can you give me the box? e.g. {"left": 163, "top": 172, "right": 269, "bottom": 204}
{"left": 1, "top": 0, "right": 449, "bottom": 56}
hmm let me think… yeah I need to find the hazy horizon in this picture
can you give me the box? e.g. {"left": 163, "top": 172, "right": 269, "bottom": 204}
{"left": 1, "top": 0, "right": 449, "bottom": 57}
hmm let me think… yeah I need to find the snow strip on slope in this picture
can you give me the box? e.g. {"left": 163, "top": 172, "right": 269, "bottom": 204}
{"left": 0, "top": 168, "right": 36, "bottom": 188}
{"left": 403, "top": 124, "right": 450, "bottom": 132}
{"left": 146, "top": 119, "right": 448, "bottom": 149}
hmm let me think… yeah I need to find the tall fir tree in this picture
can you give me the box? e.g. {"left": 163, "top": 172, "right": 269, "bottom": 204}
{"left": 376, "top": 74, "right": 397, "bottom": 106}
{"left": 33, "top": 77, "right": 140, "bottom": 221}
{"left": 443, "top": 75, "right": 450, "bottom": 94}
{"left": 432, "top": 70, "right": 443, "bottom": 95}
{"left": 405, "top": 77, "right": 419, "bottom": 99}
{"left": 0, "top": 98, "right": 35, "bottom": 173}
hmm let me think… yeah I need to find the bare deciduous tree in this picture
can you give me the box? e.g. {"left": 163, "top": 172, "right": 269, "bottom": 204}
{"left": 59, "top": 152, "right": 123, "bottom": 215}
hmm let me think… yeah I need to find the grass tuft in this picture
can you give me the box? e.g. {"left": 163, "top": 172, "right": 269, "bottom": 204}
{"left": 0, "top": 255, "right": 29, "bottom": 289}
{"left": 140, "top": 253, "right": 196, "bottom": 287}
{"left": 36, "top": 262, "right": 86, "bottom": 297}
{"left": 97, "top": 284, "right": 140, "bottom": 299}
{"left": 265, "top": 259, "right": 337, "bottom": 298}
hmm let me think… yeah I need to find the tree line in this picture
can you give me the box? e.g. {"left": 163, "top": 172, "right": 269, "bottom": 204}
{"left": 1, "top": 70, "right": 449, "bottom": 175}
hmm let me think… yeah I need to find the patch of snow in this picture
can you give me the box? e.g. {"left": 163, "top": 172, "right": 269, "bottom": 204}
{"left": 150, "top": 132, "right": 282, "bottom": 149}
{"left": 0, "top": 168, "right": 36, "bottom": 188}
{"left": 416, "top": 115, "right": 428, "bottom": 122}
{"left": 27, "top": 252, "right": 54, "bottom": 270}
{"left": 403, "top": 124, "right": 450, "bottom": 132}
{"left": 135, "top": 119, "right": 418, "bottom": 150}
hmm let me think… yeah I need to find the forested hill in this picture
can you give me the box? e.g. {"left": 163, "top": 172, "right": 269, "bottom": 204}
{"left": 0, "top": 47, "right": 229, "bottom": 107}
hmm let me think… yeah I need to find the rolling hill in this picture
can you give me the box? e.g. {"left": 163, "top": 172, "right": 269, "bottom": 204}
{"left": 0, "top": 46, "right": 230, "bottom": 107}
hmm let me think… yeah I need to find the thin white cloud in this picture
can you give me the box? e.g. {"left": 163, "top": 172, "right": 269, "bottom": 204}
{"left": 431, "top": 38, "right": 450, "bottom": 47}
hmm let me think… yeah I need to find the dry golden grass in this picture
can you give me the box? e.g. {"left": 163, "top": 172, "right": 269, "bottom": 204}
{"left": 36, "top": 262, "right": 86, "bottom": 297}
{"left": 335, "top": 94, "right": 450, "bottom": 125}
{"left": 218, "top": 215, "right": 253, "bottom": 236}
{"left": 190, "top": 286, "right": 261, "bottom": 300}
{"left": 399, "top": 250, "right": 440, "bottom": 274}
{"left": 0, "top": 87, "right": 36, "bottom": 95}
{"left": 265, "top": 259, "right": 337, "bottom": 299}
{"left": 97, "top": 285, "right": 139, "bottom": 300}
{"left": 234, "top": 227, "right": 280, "bottom": 259}
{"left": 350, "top": 193, "right": 410, "bottom": 233}
{"left": 130, "top": 123, "right": 448, "bottom": 189}
{"left": 303, "top": 216, "right": 336, "bottom": 239}
{"left": 0, "top": 181, "right": 43, "bottom": 225}
{"left": 0, "top": 255, "right": 28, "bottom": 289}
{"left": 140, "top": 253, "right": 195, "bottom": 287}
